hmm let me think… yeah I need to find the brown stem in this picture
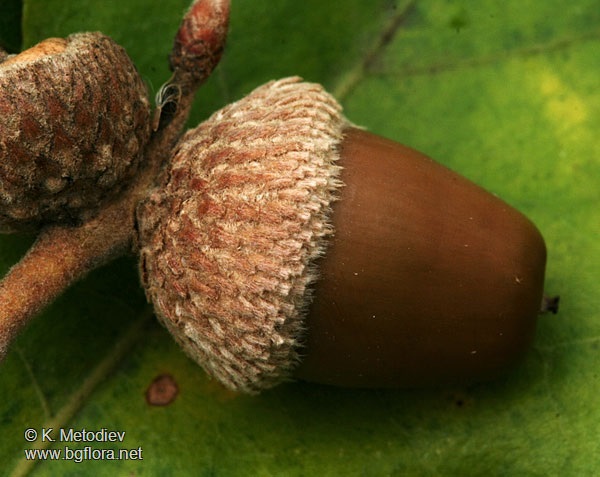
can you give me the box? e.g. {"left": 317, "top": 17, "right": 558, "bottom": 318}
{"left": 0, "top": 0, "right": 230, "bottom": 361}
{"left": 0, "top": 215, "right": 128, "bottom": 360}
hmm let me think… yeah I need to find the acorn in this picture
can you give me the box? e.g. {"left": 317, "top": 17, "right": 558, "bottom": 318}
{"left": 0, "top": 32, "right": 151, "bottom": 232}
{"left": 137, "top": 76, "right": 549, "bottom": 394}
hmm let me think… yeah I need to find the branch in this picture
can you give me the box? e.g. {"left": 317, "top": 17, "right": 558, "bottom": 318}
{"left": 0, "top": 0, "right": 230, "bottom": 361}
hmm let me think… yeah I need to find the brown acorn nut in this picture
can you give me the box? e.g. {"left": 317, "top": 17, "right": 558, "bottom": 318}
{"left": 0, "top": 32, "right": 151, "bottom": 232}
{"left": 137, "top": 77, "right": 548, "bottom": 394}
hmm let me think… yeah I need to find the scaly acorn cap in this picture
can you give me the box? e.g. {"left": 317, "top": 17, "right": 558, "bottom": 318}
{"left": 0, "top": 32, "right": 151, "bottom": 232}
{"left": 137, "top": 77, "right": 347, "bottom": 393}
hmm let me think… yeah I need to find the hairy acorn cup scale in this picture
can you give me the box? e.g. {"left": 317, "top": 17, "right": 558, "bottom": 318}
{"left": 137, "top": 77, "right": 547, "bottom": 394}
{"left": 0, "top": 33, "right": 151, "bottom": 232}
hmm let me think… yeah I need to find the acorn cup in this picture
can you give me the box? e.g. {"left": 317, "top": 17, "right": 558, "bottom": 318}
{"left": 0, "top": 33, "right": 151, "bottom": 232}
{"left": 137, "top": 77, "right": 550, "bottom": 394}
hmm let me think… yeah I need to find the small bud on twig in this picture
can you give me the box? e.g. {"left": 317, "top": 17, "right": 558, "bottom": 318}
{"left": 153, "top": 0, "right": 230, "bottom": 131}
{"left": 170, "top": 0, "right": 230, "bottom": 90}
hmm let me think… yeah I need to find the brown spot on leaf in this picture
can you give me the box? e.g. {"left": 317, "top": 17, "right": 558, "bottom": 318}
{"left": 145, "top": 373, "right": 179, "bottom": 406}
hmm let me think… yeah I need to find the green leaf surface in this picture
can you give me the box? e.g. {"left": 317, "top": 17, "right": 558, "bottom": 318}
{"left": 0, "top": 0, "right": 22, "bottom": 53}
{"left": 1, "top": 0, "right": 599, "bottom": 475}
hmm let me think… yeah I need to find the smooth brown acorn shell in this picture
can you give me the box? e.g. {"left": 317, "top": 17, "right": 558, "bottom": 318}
{"left": 295, "top": 127, "right": 547, "bottom": 388}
